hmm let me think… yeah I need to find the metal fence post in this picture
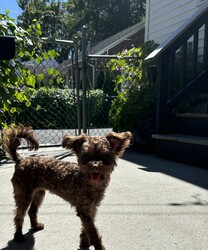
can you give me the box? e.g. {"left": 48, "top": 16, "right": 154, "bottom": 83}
{"left": 82, "top": 26, "right": 87, "bottom": 133}
{"left": 74, "top": 38, "right": 81, "bottom": 135}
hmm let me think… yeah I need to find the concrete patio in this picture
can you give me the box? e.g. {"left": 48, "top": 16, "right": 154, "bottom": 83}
{"left": 0, "top": 147, "right": 207, "bottom": 250}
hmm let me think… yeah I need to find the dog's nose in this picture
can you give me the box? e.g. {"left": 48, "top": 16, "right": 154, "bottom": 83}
{"left": 92, "top": 163, "right": 98, "bottom": 169}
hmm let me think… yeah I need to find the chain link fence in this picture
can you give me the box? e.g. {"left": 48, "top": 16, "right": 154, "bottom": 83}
{"left": 1, "top": 40, "right": 115, "bottom": 147}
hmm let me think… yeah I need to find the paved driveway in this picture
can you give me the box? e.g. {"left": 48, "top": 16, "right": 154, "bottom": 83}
{"left": 0, "top": 148, "right": 208, "bottom": 250}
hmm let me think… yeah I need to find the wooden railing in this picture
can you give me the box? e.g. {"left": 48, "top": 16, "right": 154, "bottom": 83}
{"left": 146, "top": 3, "right": 208, "bottom": 134}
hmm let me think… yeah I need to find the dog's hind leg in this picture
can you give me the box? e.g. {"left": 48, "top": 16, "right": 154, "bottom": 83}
{"left": 28, "top": 189, "right": 45, "bottom": 231}
{"left": 13, "top": 193, "right": 33, "bottom": 242}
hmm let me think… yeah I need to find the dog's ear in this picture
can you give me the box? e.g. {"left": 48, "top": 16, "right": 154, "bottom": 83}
{"left": 106, "top": 131, "right": 132, "bottom": 157}
{"left": 62, "top": 134, "right": 86, "bottom": 154}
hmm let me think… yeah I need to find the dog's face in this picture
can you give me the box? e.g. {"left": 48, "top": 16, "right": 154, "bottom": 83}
{"left": 62, "top": 131, "right": 131, "bottom": 183}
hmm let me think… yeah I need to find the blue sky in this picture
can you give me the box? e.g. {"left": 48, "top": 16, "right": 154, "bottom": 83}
{"left": 0, "top": 1, "right": 22, "bottom": 20}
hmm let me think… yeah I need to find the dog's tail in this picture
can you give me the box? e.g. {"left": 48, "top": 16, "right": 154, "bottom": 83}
{"left": 2, "top": 124, "right": 39, "bottom": 163}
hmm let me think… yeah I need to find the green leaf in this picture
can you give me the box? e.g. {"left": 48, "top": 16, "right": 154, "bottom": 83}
{"left": 16, "top": 92, "right": 24, "bottom": 102}
{"left": 36, "top": 105, "right": 41, "bottom": 111}
{"left": 5, "top": 68, "right": 11, "bottom": 75}
{"left": 48, "top": 50, "right": 57, "bottom": 58}
{"left": 47, "top": 68, "right": 54, "bottom": 75}
{"left": 25, "top": 101, "right": 31, "bottom": 107}
{"left": 38, "top": 73, "right": 44, "bottom": 81}
{"left": 117, "top": 75, "right": 124, "bottom": 84}
{"left": 43, "top": 53, "right": 49, "bottom": 61}
{"left": 10, "top": 107, "right": 17, "bottom": 113}
{"left": 3, "top": 102, "right": 10, "bottom": 111}
{"left": 19, "top": 50, "right": 25, "bottom": 58}
{"left": 57, "top": 76, "right": 63, "bottom": 84}
{"left": 36, "top": 57, "right": 42, "bottom": 64}
{"left": 36, "top": 29, "right": 42, "bottom": 36}
{"left": 36, "top": 23, "right": 41, "bottom": 30}
{"left": 27, "top": 75, "right": 36, "bottom": 87}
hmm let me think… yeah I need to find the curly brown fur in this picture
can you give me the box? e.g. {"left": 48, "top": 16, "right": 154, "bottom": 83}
{"left": 2, "top": 125, "right": 131, "bottom": 250}
{"left": 2, "top": 124, "right": 39, "bottom": 162}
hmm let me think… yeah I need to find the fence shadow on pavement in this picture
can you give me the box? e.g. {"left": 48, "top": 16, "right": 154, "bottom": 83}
{"left": 123, "top": 148, "right": 208, "bottom": 190}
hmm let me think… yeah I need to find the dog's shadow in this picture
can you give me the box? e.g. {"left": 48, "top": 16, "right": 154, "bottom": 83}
{"left": 1, "top": 231, "right": 91, "bottom": 250}
{"left": 0, "top": 230, "right": 35, "bottom": 250}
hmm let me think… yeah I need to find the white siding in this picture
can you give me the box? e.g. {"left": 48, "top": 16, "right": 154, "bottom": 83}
{"left": 145, "top": 0, "right": 208, "bottom": 44}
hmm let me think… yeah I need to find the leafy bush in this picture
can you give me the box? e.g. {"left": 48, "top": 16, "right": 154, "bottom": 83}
{"left": 88, "top": 89, "right": 113, "bottom": 128}
{"left": 13, "top": 88, "right": 76, "bottom": 129}
{"left": 87, "top": 67, "right": 116, "bottom": 128}
{"left": 0, "top": 11, "right": 62, "bottom": 128}
{"left": 11, "top": 88, "right": 108, "bottom": 129}
{"left": 110, "top": 85, "right": 156, "bottom": 131}
{"left": 108, "top": 41, "right": 158, "bottom": 132}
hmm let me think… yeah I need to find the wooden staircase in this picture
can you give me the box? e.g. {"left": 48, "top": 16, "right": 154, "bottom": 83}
{"left": 146, "top": 3, "right": 208, "bottom": 167}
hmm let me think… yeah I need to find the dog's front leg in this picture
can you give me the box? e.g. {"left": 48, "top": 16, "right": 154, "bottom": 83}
{"left": 79, "top": 226, "right": 90, "bottom": 248}
{"left": 77, "top": 210, "right": 106, "bottom": 250}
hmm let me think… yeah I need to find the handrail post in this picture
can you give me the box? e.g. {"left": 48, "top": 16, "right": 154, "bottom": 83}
{"left": 156, "top": 54, "right": 169, "bottom": 134}
{"left": 203, "top": 21, "right": 208, "bottom": 70}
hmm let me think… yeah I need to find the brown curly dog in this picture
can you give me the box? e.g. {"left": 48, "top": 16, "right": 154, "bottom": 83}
{"left": 2, "top": 124, "right": 131, "bottom": 250}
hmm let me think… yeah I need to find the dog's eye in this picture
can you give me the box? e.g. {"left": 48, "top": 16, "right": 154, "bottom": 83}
{"left": 79, "top": 153, "right": 113, "bottom": 165}
{"left": 101, "top": 154, "right": 113, "bottom": 165}
{"left": 79, "top": 155, "right": 92, "bottom": 165}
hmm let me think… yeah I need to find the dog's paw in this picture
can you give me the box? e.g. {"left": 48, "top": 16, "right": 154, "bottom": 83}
{"left": 32, "top": 222, "right": 44, "bottom": 231}
{"left": 79, "top": 243, "right": 90, "bottom": 249}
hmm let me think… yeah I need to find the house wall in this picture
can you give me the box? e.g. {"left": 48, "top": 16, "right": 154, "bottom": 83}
{"left": 145, "top": 0, "right": 208, "bottom": 44}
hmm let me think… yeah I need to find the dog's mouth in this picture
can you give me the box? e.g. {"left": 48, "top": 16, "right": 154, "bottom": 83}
{"left": 90, "top": 173, "right": 102, "bottom": 182}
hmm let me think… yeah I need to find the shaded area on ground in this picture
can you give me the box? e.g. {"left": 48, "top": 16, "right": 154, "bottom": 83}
{"left": 123, "top": 148, "right": 208, "bottom": 190}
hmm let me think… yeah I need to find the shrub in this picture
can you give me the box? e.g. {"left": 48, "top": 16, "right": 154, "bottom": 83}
{"left": 88, "top": 89, "right": 113, "bottom": 128}
{"left": 11, "top": 87, "right": 108, "bottom": 129}
{"left": 13, "top": 88, "right": 76, "bottom": 129}
{"left": 108, "top": 41, "right": 158, "bottom": 132}
{"left": 110, "top": 84, "right": 156, "bottom": 131}
{"left": 0, "top": 11, "right": 61, "bottom": 128}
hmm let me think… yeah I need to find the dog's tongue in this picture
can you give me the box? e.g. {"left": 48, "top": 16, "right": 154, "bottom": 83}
{"left": 91, "top": 173, "right": 101, "bottom": 182}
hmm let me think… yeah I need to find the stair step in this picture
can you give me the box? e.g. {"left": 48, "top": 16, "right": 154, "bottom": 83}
{"left": 176, "top": 113, "right": 208, "bottom": 118}
{"left": 198, "top": 93, "right": 208, "bottom": 99}
{"left": 152, "top": 134, "right": 208, "bottom": 167}
{"left": 152, "top": 134, "right": 208, "bottom": 146}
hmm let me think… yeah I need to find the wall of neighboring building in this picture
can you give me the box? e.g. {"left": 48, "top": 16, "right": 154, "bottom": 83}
{"left": 145, "top": 0, "right": 208, "bottom": 44}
